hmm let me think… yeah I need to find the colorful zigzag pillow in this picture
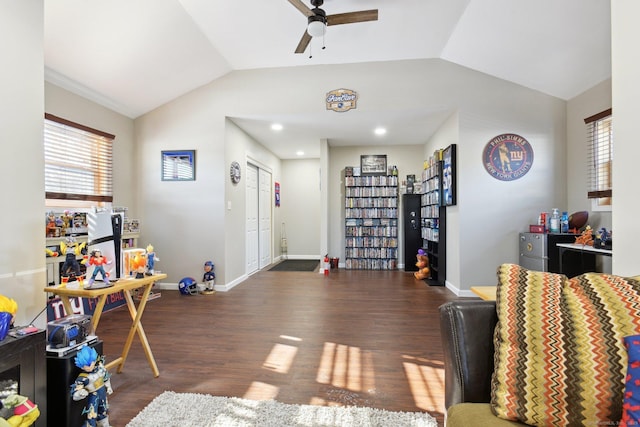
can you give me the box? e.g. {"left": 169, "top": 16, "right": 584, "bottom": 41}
{"left": 491, "top": 263, "right": 640, "bottom": 426}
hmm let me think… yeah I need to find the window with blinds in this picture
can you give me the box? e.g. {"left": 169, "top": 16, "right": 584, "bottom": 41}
{"left": 44, "top": 113, "right": 114, "bottom": 207}
{"left": 585, "top": 108, "right": 612, "bottom": 209}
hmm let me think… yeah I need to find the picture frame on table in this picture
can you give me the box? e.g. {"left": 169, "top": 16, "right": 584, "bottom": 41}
{"left": 442, "top": 144, "right": 457, "bottom": 206}
{"left": 360, "top": 155, "right": 387, "bottom": 176}
{"left": 161, "top": 150, "right": 196, "bottom": 181}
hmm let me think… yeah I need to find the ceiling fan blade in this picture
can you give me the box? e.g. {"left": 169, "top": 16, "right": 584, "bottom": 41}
{"left": 295, "top": 31, "right": 312, "bottom": 54}
{"left": 327, "top": 9, "right": 378, "bottom": 26}
{"left": 287, "top": 0, "right": 314, "bottom": 17}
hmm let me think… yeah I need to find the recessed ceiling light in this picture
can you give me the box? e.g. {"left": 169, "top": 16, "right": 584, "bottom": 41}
{"left": 374, "top": 127, "right": 387, "bottom": 136}
{"left": 271, "top": 123, "right": 283, "bottom": 131}
{"left": 296, "top": 151, "right": 305, "bottom": 156}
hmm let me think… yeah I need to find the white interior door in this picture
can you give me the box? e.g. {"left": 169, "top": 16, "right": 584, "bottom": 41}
{"left": 259, "top": 168, "right": 272, "bottom": 269}
{"left": 246, "top": 164, "right": 259, "bottom": 274}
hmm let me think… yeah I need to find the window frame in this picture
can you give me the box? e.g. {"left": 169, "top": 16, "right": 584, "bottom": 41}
{"left": 44, "top": 113, "right": 114, "bottom": 208}
{"left": 584, "top": 108, "right": 612, "bottom": 211}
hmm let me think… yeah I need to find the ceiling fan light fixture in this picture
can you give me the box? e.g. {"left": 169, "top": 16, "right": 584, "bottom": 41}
{"left": 307, "top": 14, "right": 326, "bottom": 37}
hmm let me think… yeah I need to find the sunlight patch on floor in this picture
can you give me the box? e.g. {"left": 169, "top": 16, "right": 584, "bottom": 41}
{"left": 262, "top": 343, "right": 298, "bottom": 373}
{"left": 402, "top": 355, "right": 445, "bottom": 413}
{"left": 280, "top": 335, "right": 302, "bottom": 342}
{"left": 243, "top": 381, "right": 279, "bottom": 400}
{"left": 316, "top": 342, "right": 376, "bottom": 393}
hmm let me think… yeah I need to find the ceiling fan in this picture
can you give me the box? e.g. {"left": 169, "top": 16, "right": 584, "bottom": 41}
{"left": 287, "top": 0, "right": 378, "bottom": 54}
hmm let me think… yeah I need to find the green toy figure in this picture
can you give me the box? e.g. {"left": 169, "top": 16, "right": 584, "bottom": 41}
{"left": 70, "top": 346, "right": 112, "bottom": 427}
{"left": 0, "top": 394, "right": 40, "bottom": 427}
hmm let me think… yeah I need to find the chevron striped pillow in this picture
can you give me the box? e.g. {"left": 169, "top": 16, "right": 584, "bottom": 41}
{"left": 491, "top": 263, "right": 640, "bottom": 426}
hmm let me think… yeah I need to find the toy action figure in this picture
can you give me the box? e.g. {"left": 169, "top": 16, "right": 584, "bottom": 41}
{"left": 60, "top": 236, "right": 86, "bottom": 286}
{"left": 0, "top": 295, "right": 17, "bottom": 340}
{"left": 45, "top": 212, "right": 59, "bottom": 237}
{"left": 145, "top": 244, "right": 159, "bottom": 276}
{"left": 202, "top": 260, "right": 215, "bottom": 294}
{"left": 71, "top": 346, "right": 112, "bottom": 427}
{"left": 61, "top": 210, "right": 74, "bottom": 235}
{"left": 0, "top": 394, "right": 40, "bottom": 427}
{"left": 86, "top": 250, "right": 112, "bottom": 288}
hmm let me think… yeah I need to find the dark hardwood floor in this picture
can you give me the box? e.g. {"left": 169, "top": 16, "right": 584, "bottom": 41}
{"left": 96, "top": 266, "right": 466, "bottom": 426}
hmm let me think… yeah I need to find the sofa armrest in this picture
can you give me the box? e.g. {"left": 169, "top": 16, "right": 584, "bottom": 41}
{"left": 439, "top": 300, "right": 497, "bottom": 409}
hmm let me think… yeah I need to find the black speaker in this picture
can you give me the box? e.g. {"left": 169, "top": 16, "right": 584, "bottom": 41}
{"left": 47, "top": 341, "right": 103, "bottom": 427}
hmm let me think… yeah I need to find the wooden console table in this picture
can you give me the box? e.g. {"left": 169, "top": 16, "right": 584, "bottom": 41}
{"left": 44, "top": 273, "right": 166, "bottom": 377}
{"left": 471, "top": 286, "right": 497, "bottom": 301}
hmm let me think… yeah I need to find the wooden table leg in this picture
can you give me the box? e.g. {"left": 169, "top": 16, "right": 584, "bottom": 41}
{"left": 89, "top": 295, "right": 108, "bottom": 332}
{"left": 115, "top": 282, "right": 159, "bottom": 377}
{"left": 59, "top": 296, "right": 74, "bottom": 318}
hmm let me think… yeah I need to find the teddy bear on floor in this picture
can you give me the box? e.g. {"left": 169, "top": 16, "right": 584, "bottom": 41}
{"left": 414, "top": 249, "right": 430, "bottom": 280}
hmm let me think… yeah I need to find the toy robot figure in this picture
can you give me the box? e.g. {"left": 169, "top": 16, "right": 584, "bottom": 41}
{"left": 87, "top": 250, "right": 111, "bottom": 288}
{"left": 71, "top": 346, "right": 112, "bottom": 427}
{"left": 202, "top": 261, "right": 216, "bottom": 294}
{"left": 60, "top": 236, "right": 87, "bottom": 286}
{"left": 145, "top": 244, "right": 159, "bottom": 275}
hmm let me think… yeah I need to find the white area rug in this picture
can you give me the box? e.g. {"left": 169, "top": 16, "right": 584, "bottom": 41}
{"left": 126, "top": 391, "right": 437, "bottom": 427}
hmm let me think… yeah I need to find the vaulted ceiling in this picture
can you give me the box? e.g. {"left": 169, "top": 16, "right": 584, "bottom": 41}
{"left": 44, "top": 0, "right": 611, "bottom": 158}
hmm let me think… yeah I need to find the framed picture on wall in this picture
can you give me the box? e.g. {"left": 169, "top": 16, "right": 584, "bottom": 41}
{"left": 442, "top": 144, "right": 457, "bottom": 206}
{"left": 161, "top": 150, "right": 196, "bottom": 181}
{"left": 360, "top": 154, "right": 387, "bottom": 176}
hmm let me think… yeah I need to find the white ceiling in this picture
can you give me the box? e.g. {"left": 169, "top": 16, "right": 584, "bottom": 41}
{"left": 44, "top": 0, "right": 611, "bottom": 159}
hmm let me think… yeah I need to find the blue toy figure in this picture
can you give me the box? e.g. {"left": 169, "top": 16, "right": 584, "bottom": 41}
{"left": 145, "top": 244, "right": 159, "bottom": 276}
{"left": 202, "top": 260, "right": 216, "bottom": 295}
{"left": 71, "top": 346, "right": 112, "bottom": 427}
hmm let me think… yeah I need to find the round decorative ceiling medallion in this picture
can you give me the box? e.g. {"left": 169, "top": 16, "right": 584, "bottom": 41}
{"left": 482, "top": 133, "right": 534, "bottom": 181}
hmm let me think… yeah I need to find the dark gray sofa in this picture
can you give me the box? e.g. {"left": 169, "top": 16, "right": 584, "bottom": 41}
{"left": 439, "top": 300, "right": 526, "bottom": 426}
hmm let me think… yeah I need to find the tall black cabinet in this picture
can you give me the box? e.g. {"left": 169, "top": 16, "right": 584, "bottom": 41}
{"left": 403, "top": 194, "right": 422, "bottom": 271}
{"left": 421, "top": 151, "right": 446, "bottom": 286}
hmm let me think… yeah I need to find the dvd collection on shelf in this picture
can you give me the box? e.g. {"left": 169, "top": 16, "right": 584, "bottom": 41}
{"left": 344, "top": 173, "right": 399, "bottom": 270}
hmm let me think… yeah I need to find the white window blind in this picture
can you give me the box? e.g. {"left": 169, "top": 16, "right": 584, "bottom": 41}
{"left": 585, "top": 109, "right": 612, "bottom": 207}
{"left": 44, "top": 113, "right": 114, "bottom": 203}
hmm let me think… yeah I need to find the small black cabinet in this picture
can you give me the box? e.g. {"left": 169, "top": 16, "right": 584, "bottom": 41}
{"left": 47, "top": 341, "right": 103, "bottom": 427}
{"left": 403, "top": 194, "right": 422, "bottom": 271}
{"left": 0, "top": 331, "right": 47, "bottom": 426}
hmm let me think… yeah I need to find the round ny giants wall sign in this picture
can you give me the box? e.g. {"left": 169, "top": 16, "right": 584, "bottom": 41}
{"left": 482, "top": 133, "right": 534, "bottom": 181}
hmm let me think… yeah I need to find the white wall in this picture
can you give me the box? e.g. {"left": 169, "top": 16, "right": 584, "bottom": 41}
{"left": 135, "top": 59, "right": 567, "bottom": 292}
{"left": 611, "top": 0, "right": 640, "bottom": 276}
{"left": 566, "top": 79, "right": 612, "bottom": 230}
{"left": 280, "top": 159, "right": 321, "bottom": 259}
{"left": 0, "top": 0, "right": 46, "bottom": 327}
{"left": 45, "top": 82, "right": 137, "bottom": 214}
{"left": 224, "top": 119, "right": 282, "bottom": 286}
{"left": 566, "top": 79, "right": 612, "bottom": 273}
{"left": 328, "top": 145, "right": 424, "bottom": 268}
{"left": 424, "top": 112, "right": 460, "bottom": 288}
{"left": 4, "top": 0, "right": 638, "bottom": 326}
